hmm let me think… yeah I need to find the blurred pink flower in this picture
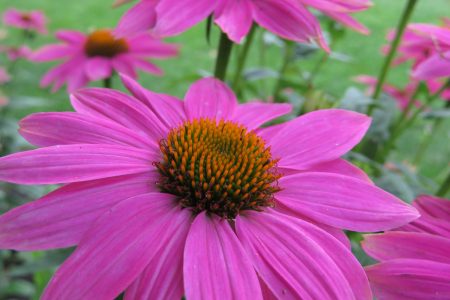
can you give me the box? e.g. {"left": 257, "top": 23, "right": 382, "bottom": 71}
{"left": 31, "top": 29, "right": 178, "bottom": 92}
{"left": 0, "top": 45, "right": 32, "bottom": 60}
{"left": 355, "top": 75, "right": 421, "bottom": 110}
{"left": 116, "top": 0, "right": 372, "bottom": 50}
{"left": 363, "top": 195, "right": 450, "bottom": 299}
{"left": 0, "top": 93, "right": 8, "bottom": 107}
{"left": 2, "top": 8, "right": 47, "bottom": 34}
{"left": 0, "top": 66, "right": 10, "bottom": 84}
{"left": 0, "top": 76, "right": 418, "bottom": 299}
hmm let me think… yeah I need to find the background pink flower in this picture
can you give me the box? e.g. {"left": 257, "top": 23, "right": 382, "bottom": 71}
{"left": 31, "top": 29, "right": 178, "bottom": 92}
{"left": 0, "top": 45, "right": 32, "bottom": 61}
{"left": 0, "top": 76, "right": 418, "bottom": 299}
{"left": 362, "top": 195, "right": 450, "bottom": 299}
{"left": 116, "top": 0, "right": 372, "bottom": 50}
{"left": 3, "top": 8, "right": 47, "bottom": 34}
{"left": 0, "top": 66, "right": 11, "bottom": 84}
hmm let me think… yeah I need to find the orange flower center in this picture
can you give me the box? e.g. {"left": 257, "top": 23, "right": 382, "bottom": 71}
{"left": 21, "top": 14, "right": 32, "bottom": 22}
{"left": 156, "top": 118, "right": 281, "bottom": 219}
{"left": 84, "top": 30, "right": 128, "bottom": 58}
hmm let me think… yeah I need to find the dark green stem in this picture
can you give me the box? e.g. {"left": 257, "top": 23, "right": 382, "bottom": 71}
{"left": 367, "top": 0, "right": 418, "bottom": 116}
{"left": 232, "top": 25, "right": 257, "bottom": 93}
{"left": 273, "top": 41, "right": 295, "bottom": 102}
{"left": 103, "top": 77, "right": 112, "bottom": 88}
{"left": 437, "top": 172, "right": 450, "bottom": 197}
{"left": 214, "top": 32, "right": 234, "bottom": 81}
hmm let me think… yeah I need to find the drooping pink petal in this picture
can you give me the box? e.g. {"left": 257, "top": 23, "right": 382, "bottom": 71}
{"left": 112, "top": 55, "right": 138, "bottom": 78}
{"left": 184, "top": 77, "right": 237, "bottom": 120}
{"left": 153, "top": 0, "right": 216, "bottom": 36}
{"left": 125, "top": 207, "right": 191, "bottom": 300}
{"left": 128, "top": 34, "right": 179, "bottom": 57}
{"left": 19, "top": 112, "right": 155, "bottom": 149}
{"left": 414, "top": 195, "right": 450, "bottom": 220}
{"left": 231, "top": 101, "right": 292, "bottom": 130}
{"left": 267, "top": 109, "right": 371, "bottom": 169}
{"left": 55, "top": 30, "right": 86, "bottom": 44}
{"left": 252, "top": 0, "right": 329, "bottom": 51}
{"left": 237, "top": 210, "right": 369, "bottom": 299}
{"left": 67, "top": 64, "right": 90, "bottom": 92}
{"left": 0, "top": 144, "right": 156, "bottom": 184}
{"left": 184, "top": 212, "right": 262, "bottom": 300}
{"left": 413, "top": 51, "right": 450, "bottom": 80}
{"left": 42, "top": 193, "right": 190, "bottom": 300}
{"left": 31, "top": 44, "right": 75, "bottom": 62}
{"left": 115, "top": 0, "right": 158, "bottom": 37}
{"left": 322, "top": 11, "right": 369, "bottom": 35}
{"left": 276, "top": 172, "right": 419, "bottom": 231}
{"left": 0, "top": 172, "right": 157, "bottom": 251}
{"left": 133, "top": 59, "right": 163, "bottom": 75}
{"left": 120, "top": 74, "right": 186, "bottom": 128}
{"left": 399, "top": 214, "right": 450, "bottom": 239}
{"left": 365, "top": 259, "right": 450, "bottom": 300}
{"left": 215, "top": 0, "right": 254, "bottom": 43}
{"left": 362, "top": 232, "right": 450, "bottom": 264}
{"left": 85, "top": 57, "right": 113, "bottom": 81}
{"left": 304, "top": 158, "right": 373, "bottom": 183}
{"left": 71, "top": 88, "right": 168, "bottom": 139}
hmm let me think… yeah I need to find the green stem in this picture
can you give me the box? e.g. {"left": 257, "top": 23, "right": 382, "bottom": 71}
{"left": 412, "top": 119, "right": 442, "bottom": 164}
{"left": 214, "top": 32, "right": 234, "bottom": 81}
{"left": 437, "top": 171, "right": 450, "bottom": 197}
{"left": 273, "top": 41, "right": 295, "bottom": 102}
{"left": 375, "top": 80, "right": 450, "bottom": 163}
{"left": 232, "top": 25, "right": 257, "bottom": 93}
{"left": 367, "top": 0, "right": 418, "bottom": 116}
{"left": 103, "top": 77, "right": 112, "bottom": 88}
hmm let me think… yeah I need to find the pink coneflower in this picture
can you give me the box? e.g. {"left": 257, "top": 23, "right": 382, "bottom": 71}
{"left": 0, "top": 76, "right": 418, "bottom": 299}
{"left": 31, "top": 29, "right": 178, "bottom": 92}
{"left": 0, "top": 66, "right": 10, "bottom": 84}
{"left": 0, "top": 45, "right": 32, "bottom": 61}
{"left": 355, "top": 75, "right": 420, "bottom": 110}
{"left": 2, "top": 8, "right": 47, "bottom": 34}
{"left": 116, "top": 0, "right": 372, "bottom": 50}
{"left": 362, "top": 195, "right": 450, "bottom": 299}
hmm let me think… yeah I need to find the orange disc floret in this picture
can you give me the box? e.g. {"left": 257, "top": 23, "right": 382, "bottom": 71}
{"left": 156, "top": 118, "right": 281, "bottom": 219}
{"left": 84, "top": 29, "right": 128, "bottom": 58}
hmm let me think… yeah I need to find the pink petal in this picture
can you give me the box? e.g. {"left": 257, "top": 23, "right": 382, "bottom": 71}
{"left": 267, "top": 109, "right": 371, "bottom": 169}
{"left": 133, "top": 59, "right": 163, "bottom": 75}
{"left": 120, "top": 74, "right": 186, "bottom": 128}
{"left": 366, "top": 259, "right": 450, "bottom": 300}
{"left": 112, "top": 55, "right": 137, "bottom": 78}
{"left": 19, "top": 112, "right": 155, "bottom": 149}
{"left": 128, "top": 34, "right": 179, "bottom": 57}
{"left": 399, "top": 215, "right": 450, "bottom": 239}
{"left": 71, "top": 88, "right": 167, "bottom": 140}
{"left": 362, "top": 231, "right": 450, "bottom": 264}
{"left": 0, "top": 172, "right": 157, "bottom": 251}
{"left": 237, "top": 210, "right": 369, "bottom": 299}
{"left": 0, "top": 144, "right": 156, "bottom": 184}
{"left": 153, "top": 0, "right": 216, "bottom": 36}
{"left": 231, "top": 101, "right": 292, "bottom": 130}
{"left": 31, "top": 44, "right": 75, "bottom": 62}
{"left": 252, "top": 0, "right": 329, "bottom": 51}
{"left": 115, "top": 0, "right": 158, "bottom": 37}
{"left": 414, "top": 195, "right": 450, "bottom": 220}
{"left": 215, "top": 0, "right": 254, "bottom": 43}
{"left": 413, "top": 51, "right": 450, "bottom": 80}
{"left": 304, "top": 158, "right": 373, "bottom": 183}
{"left": 42, "top": 193, "right": 191, "bottom": 300}
{"left": 85, "top": 57, "right": 112, "bottom": 81}
{"left": 184, "top": 212, "right": 262, "bottom": 300}
{"left": 277, "top": 172, "right": 419, "bottom": 231}
{"left": 125, "top": 206, "right": 190, "bottom": 300}
{"left": 323, "top": 11, "right": 370, "bottom": 35}
{"left": 184, "top": 77, "right": 237, "bottom": 120}
{"left": 55, "top": 30, "right": 86, "bottom": 44}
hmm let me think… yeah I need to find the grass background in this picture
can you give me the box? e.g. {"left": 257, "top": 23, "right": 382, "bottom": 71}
{"left": 1, "top": 0, "right": 449, "bottom": 184}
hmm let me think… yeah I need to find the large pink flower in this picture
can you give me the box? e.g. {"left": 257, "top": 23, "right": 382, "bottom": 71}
{"left": 0, "top": 76, "right": 418, "bottom": 299}
{"left": 363, "top": 195, "right": 450, "bottom": 299}
{"left": 2, "top": 8, "right": 47, "bottom": 34}
{"left": 116, "top": 0, "right": 372, "bottom": 49}
{"left": 31, "top": 29, "right": 178, "bottom": 92}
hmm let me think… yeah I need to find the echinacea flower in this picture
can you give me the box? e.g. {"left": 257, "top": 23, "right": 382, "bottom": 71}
{"left": 362, "top": 195, "right": 450, "bottom": 299}
{"left": 2, "top": 8, "right": 47, "bottom": 34}
{"left": 31, "top": 29, "right": 178, "bottom": 92}
{"left": 0, "top": 66, "right": 10, "bottom": 84}
{"left": 0, "top": 45, "right": 32, "bottom": 61}
{"left": 0, "top": 76, "right": 419, "bottom": 299}
{"left": 116, "top": 0, "right": 372, "bottom": 50}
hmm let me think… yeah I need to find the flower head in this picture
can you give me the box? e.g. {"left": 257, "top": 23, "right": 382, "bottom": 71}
{"left": 363, "top": 195, "right": 450, "bottom": 299}
{"left": 31, "top": 29, "right": 178, "bottom": 92}
{"left": 0, "top": 45, "right": 32, "bottom": 61}
{"left": 0, "top": 76, "right": 418, "bottom": 299}
{"left": 116, "top": 0, "right": 372, "bottom": 50}
{"left": 2, "top": 8, "right": 47, "bottom": 34}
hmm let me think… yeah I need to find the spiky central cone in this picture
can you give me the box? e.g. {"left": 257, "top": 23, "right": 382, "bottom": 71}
{"left": 84, "top": 30, "right": 128, "bottom": 58}
{"left": 156, "top": 118, "right": 281, "bottom": 219}
{"left": 21, "top": 14, "right": 32, "bottom": 22}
